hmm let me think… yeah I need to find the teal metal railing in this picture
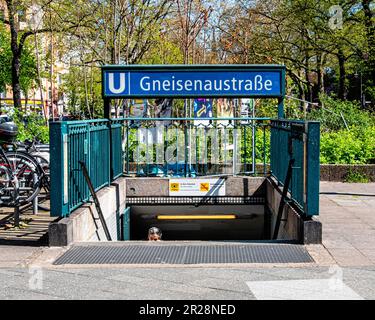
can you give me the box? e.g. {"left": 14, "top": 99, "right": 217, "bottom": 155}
{"left": 270, "top": 119, "right": 320, "bottom": 216}
{"left": 117, "top": 117, "right": 269, "bottom": 177}
{"left": 50, "top": 117, "right": 319, "bottom": 218}
{"left": 50, "top": 120, "right": 112, "bottom": 217}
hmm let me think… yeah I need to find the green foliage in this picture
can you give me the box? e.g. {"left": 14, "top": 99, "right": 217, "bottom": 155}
{"left": 0, "top": 25, "right": 38, "bottom": 97}
{"left": 255, "top": 127, "right": 270, "bottom": 164}
{"left": 253, "top": 96, "right": 375, "bottom": 165}
{"left": 19, "top": 46, "right": 38, "bottom": 99}
{"left": 141, "top": 35, "right": 184, "bottom": 65}
{"left": 0, "top": 25, "right": 12, "bottom": 92}
{"left": 307, "top": 95, "right": 375, "bottom": 132}
{"left": 344, "top": 171, "right": 370, "bottom": 183}
{"left": 13, "top": 111, "right": 49, "bottom": 143}
{"left": 255, "top": 99, "right": 278, "bottom": 118}
{"left": 320, "top": 126, "right": 375, "bottom": 164}
{"left": 61, "top": 66, "right": 103, "bottom": 119}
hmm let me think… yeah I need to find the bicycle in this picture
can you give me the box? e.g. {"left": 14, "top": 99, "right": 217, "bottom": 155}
{"left": 0, "top": 145, "right": 43, "bottom": 207}
{"left": 14, "top": 137, "right": 50, "bottom": 193}
{"left": 0, "top": 122, "right": 43, "bottom": 207}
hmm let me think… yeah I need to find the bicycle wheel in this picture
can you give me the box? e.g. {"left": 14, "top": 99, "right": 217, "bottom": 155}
{"left": 0, "top": 165, "right": 12, "bottom": 206}
{"left": 31, "top": 154, "right": 50, "bottom": 192}
{"left": 0, "top": 151, "right": 42, "bottom": 206}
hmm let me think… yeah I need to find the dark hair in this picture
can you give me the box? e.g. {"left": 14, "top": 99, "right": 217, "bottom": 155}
{"left": 148, "top": 227, "right": 162, "bottom": 236}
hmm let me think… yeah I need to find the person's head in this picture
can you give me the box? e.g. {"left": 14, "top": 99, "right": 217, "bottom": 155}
{"left": 148, "top": 227, "right": 162, "bottom": 241}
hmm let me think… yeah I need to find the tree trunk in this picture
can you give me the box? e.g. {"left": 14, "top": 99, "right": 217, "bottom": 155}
{"left": 337, "top": 48, "right": 347, "bottom": 100}
{"left": 10, "top": 49, "right": 22, "bottom": 111}
{"left": 6, "top": 0, "right": 22, "bottom": 111}
{"left": 362, "top": 0, "right": 375, "bottom": 83}
{"left": 304, "top": 50, "right": 312, "bottom": 103}
{"left": 316, "top": 53, "right": 324, "bottom": 100}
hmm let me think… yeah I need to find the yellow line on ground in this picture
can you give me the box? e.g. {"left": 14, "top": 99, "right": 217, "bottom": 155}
{"left": 157, "top": 215, "right": 236, "bottom": 220}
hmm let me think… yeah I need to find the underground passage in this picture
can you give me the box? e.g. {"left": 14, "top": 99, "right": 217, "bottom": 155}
{"left": 48, "top": 64, "right": 322, "bottom": 264}
{"left": 128, "top": 204, "right": 267, "bottom": 241}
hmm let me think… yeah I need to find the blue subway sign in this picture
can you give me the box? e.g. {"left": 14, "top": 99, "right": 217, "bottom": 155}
{"left": 102, "top": 65, "right": 285, "bottom": 98}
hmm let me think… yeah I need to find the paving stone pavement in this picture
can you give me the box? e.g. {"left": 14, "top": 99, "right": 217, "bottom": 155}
{"left": 319, "top": 182, "right": 375, "bottom": 267}
{"left": 0, "top": 266, "right": 375, "bottom": 299}
{"left": 0, "top": 182, "right": 374, "bottom": 299}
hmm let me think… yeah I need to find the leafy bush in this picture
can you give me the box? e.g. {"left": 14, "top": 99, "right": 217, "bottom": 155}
{"left": 13, "top": 111, "right": 49, "bottom": 143}
{"left": 255, "top": 99, "right": 278, "bottom": 118}
{"left": 320, "top": 126, "right": 375, "bottom": 164}
{"left": 255, "top": 127, "right": 270, "bottom": 164}
{"left": 307, "top": 95, "right": 375, "bottom": 132}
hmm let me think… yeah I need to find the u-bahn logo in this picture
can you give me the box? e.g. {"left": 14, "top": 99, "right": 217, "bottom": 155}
{"left": 108, "top": 72, "right": 126, "bottom": 94}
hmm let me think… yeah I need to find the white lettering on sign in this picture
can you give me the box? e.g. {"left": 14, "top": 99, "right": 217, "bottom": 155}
{"left": 108, "top": 73, "right": 126, "bottom": 94}
{"left": 169, "top": 179, "right": 226, "bottom": 196}
{"left": 138, "top": 75, "right": 272, "bottom": 93}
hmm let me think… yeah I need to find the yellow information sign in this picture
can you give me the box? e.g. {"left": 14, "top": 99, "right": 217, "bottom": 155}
{"left": 169, "top": 179, "right": 225, "bottom": 196}
{"left": 170, "top": 182, "right": 180, "bottom": 192}
{"left": 199, "top": 183, "right": 210, "bottom": 192}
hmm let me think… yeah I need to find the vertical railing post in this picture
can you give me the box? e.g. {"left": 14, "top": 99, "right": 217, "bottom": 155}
{"left": 85, "top": 123, "right": 91, "bottom": 194}
{"left": 305, "top": 121, "right": 320, "bottom": 216}
{"left": 110, "top": 121, "right": 123, "bottom": 180}
{"left": 50, "top": 121, "right": 69, "bottom": 217}
{"left": 126, "top": 121, "right": 130, "bottom": 175}
{"left": 278, "top": 98, "right": 285, "bottom": 119}
{"left": 184, "top": 120, "right": 189, "bottom": 177}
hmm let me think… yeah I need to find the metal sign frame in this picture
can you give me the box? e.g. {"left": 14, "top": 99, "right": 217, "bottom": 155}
{"left": 102, "top": 64, "right": 286, "bottom": 99}
{"left": 101, "top": 64, "right": 286, "bottom": 119}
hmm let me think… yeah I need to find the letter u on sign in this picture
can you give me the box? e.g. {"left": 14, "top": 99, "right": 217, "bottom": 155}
{"left": 108, "top": 73, "right": 126, "bottom": 94}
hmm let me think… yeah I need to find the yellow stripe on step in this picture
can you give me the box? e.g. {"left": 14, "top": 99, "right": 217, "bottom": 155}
{"left": 157, "top": 215, "right": 236, "bottom": 220}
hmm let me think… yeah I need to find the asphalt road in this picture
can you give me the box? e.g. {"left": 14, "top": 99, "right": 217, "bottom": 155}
{"left": 1, "top": 264, "right": 375, "bottom": 300}
{"left": 0, "top": 182, "right": 374, "bottom": 300}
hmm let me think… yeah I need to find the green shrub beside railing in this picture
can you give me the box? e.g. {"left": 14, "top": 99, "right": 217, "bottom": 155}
{"left": 320, "top": 126, "right": 375, "bottom": 164}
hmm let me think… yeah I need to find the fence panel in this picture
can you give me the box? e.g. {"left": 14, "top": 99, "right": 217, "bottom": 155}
{"left": 50, "top": 120, "right": 111, "bottom": 217}
{"left": 50, "top": 117, "right": 319, "bottom": 218}
{"left": 110, "top": 122, "right": 124, "bottom": 180}
{"left": 120, "top": 117, "right": 264, "bottom": 177}
{"left": 270, "top": 120, "right": 320, "bottom": 216}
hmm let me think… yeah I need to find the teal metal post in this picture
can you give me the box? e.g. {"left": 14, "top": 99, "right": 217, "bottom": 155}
{"left": 104, "top": 98, "right": 113, "bottom": 182}
{"left": 305, "top": 121, "right": 320, "bottom": 216}
{"left": 50, "top": 122, "right": 69, "bottom": 217}
{"left": 278, "top": 97, "right": 285, "bottom": 119}
{"left": 110, "top": 122, "right": 123, "bottom": 179}
{"left": 278, "top": 67, "right": 286, "bottom": 119}
{"left": 122, "top": 207, "right": 131, "bottom": 240}
{"left": 104, "top": 98, "right": 111, "bottom": 119}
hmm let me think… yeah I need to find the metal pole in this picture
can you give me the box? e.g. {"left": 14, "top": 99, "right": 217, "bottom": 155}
{"left": 273, "top": 158, "right": 295, "bottom": 240}
{"left": 79, "top": 161, "right": 112, "bottom": 241}
{"left": 278, "top": 97, "right": 285, "bottom": 119}
{"left": 13, "top": 178, "right": 20, "bottom": 227}
{"left": 32, "top": 173, "right": 38, "bottom": 215}
{"left": 104, "top": 98, "right": 111, "bottom": 119}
